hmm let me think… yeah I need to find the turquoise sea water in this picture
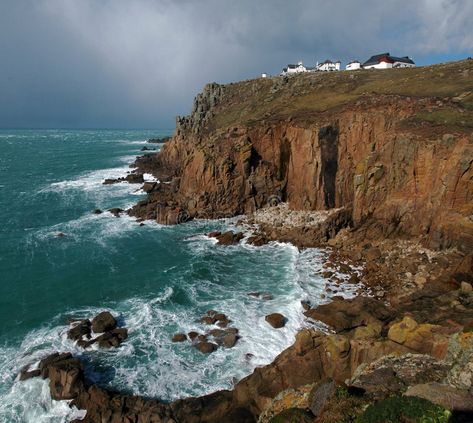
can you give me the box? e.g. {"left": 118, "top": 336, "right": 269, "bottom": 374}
{"left": 0, "top": 129, "right": 357, "bottom": 422}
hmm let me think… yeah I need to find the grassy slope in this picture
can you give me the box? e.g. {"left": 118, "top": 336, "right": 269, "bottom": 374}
{"left": 209, "top": 59, "right": 473, "bottom": 132}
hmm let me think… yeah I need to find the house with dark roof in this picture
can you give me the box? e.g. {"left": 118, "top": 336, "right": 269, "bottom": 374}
{"left": 281, "top": 61, "right": 307, "bottom": 75}
{"left": 363, "top": 53, "right": 415, "bottom": 69}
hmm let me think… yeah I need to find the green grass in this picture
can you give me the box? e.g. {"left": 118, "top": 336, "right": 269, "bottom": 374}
{"left": 207, "top": 60, "right": 473, "bottom": 132}
{"left": 413, "top": 108, "right": 473, "bottom": 128}
{"left": 356, "top": 395, "right": 451, "bottom": 423}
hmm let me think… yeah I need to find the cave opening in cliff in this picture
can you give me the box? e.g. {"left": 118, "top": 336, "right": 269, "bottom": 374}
{"left": 319, "top": 125, "right": 339, "bottom": 209}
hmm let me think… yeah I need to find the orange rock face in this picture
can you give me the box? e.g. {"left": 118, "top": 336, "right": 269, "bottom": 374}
{"left": 131, "top": 63, "right": 473, "bottom": 253}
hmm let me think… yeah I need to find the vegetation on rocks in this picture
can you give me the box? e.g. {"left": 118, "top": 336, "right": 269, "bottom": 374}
{"left": 356, "top": 395, "right": 451, "bottom": 423}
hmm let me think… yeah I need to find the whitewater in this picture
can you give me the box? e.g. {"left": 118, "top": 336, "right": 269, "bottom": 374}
{"left": 0, "top": 129, "right": 359, "bottom": 422}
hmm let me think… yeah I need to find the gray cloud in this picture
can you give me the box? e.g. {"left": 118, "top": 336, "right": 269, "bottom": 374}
{"left": 0, "top": 0, "right": 472, "bottom": 128}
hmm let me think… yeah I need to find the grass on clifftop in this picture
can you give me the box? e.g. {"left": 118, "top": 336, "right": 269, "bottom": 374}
{"left": 209, "top": 59, "right": 473, "bottom": 131}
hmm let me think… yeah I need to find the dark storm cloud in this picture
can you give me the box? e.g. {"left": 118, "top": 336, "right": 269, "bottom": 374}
{"left": 0, "top": 0, "right": 472, "bottom": 128}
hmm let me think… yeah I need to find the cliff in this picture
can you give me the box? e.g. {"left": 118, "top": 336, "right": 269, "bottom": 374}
{"left": 23, "top": 60, "right": 473, "bottom": 423}
{"left": 131, "top": 59, "right": 473, "bottom": 253}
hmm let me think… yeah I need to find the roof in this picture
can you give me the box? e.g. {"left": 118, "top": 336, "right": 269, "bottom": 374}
{"left": 363, "top": 53, "right": 415, "bottom": 66}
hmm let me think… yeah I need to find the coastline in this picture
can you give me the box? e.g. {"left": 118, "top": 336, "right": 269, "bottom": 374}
{"left": 21, "top": 186, "right": 473, "bottom": 422}
{"left": 16, "top": 61, "right": 473, "bottom": 422}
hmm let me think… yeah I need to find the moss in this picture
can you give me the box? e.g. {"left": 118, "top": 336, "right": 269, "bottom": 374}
{"left": 355, "top": 395, "right": 451, "bottom": 423}
{"left": 268, "top": 408, "right": 313, "bottom": 423}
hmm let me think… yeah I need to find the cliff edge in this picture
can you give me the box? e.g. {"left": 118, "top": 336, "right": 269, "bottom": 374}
{"left": 131, "top": 59, "right": 473, "bottom": 253}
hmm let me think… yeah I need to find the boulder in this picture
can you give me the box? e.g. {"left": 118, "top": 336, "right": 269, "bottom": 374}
{"left": 304, "top": 296, "right": 393, "bottom": 333}
{"left": 39, "top": 352, "right": 73, "bottom": 378}
{"left": 209, "top": 329, "right": 226, "bottom": 338}
{"left": 38, "top": 353, "right": 84, "bottom": 400}
{"left": 188, "top": 331, "right": 199, "bottom": 340}
{"left": 91, "top": 311, "right": 117, "bottom": 333}
{"left": 265, "top": 313, "right": 286, "bottom": 328}
{"left": 125, "top": 173, "right": 144, "bottom": 184}
{"left": 223, "top": 333, "right": 239, "bottom": 348}
{"left": 108, "top": 208, "right": 123, "bottom": 217}
{"left": 308, "top": 379, "right": 336, "bottom": 417}
{"left": 95, "top": 328, "right": 128, "bottom": 349}
{"left": 405, "top": 383, "right": 473, "bottom": 413}
{"left": 67, "top": 319, "right": 91, "bottom": 341}
{"left": 247, "top": 235, "right": 268, "bottom": 246}
{"left": 196, "top": 341, "right": 217, "bottom": 354}
{"left": 200, "top": 315, "right": 216, "bottom": 325}
{"left": 214, "top": 313, "right": 227, "bottom": 322}
{"left": 216, "top": 231, "right": 245, "bottom": 245}
{"left": 172, "top": 333, "right": 187, "bottom": 342}
{"left": 217, "top": 319, "right": 230, "bottom": 328}
{"left": 93, "top": 209, "right": 102, "bottom": 214}
{"left": 19, "top": 366, "right": 41, "bottom": 381}
{"left": 349, "top": 354, "right": 450, "bottom": 400}
{"left": 387, "top": 316, "right": 418, "bottom": 344}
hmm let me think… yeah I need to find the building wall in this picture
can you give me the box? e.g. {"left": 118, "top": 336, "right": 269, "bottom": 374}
{"left": 364, "top": 61, "right": 393, "bottom": 70}
{"left": 346, "top": 62, "right": 361, "bottom": 70}
{"left": 393, "top": 61, "right": 415, "bottom": 68}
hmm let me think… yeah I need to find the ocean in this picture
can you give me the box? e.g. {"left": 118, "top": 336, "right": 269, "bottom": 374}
{"left": 0, "top": 129, "right": 356, "bottom": 422}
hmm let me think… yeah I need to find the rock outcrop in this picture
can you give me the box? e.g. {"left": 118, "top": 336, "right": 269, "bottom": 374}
{"left": 129, "top": 60, "right": 473, "bottom": 253}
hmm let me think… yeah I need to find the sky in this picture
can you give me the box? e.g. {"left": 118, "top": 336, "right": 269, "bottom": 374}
{"left": 0, "top": 0, "right": 472, "bottom": 129}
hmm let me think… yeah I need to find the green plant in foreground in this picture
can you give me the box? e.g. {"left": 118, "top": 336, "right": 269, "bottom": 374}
{"left": 356, "top": 395, "right": 451, "bottom": 423}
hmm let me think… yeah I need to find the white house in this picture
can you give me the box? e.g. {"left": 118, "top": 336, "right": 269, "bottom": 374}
{"left": 346, "top": 60, "right": 361, "bottom": 71}
{"left": 281, "top": 61, "right": 307, "bottom": 75}
{"left": 316, "top": 60, "right": 341, "bottom": 72}
{"left": 363, "top": 53, "right": 415, "bottom": 69}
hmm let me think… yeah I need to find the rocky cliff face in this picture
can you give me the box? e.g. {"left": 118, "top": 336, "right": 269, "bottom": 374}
{"left": 131, "top": 60, "right": 473, "bottom": 252}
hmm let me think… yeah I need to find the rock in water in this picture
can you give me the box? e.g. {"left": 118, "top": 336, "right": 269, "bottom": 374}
{"left": 215, "top": 231, "right": 244, "bottom": 245}
{"left": 172, "top": 333, "right": 187, "bottom": 342}
{"left": 95, "top": 328, "right": 128, "bottom": 348}
{"left": 91, "top": 311, "right": 117, "bottom": 333}
{"left": 108, "top": 208, "right": 123, "bottom": 217}
{"left": 265, "top": 313, "right": 286, "bottom": 328}
{"left": 223, "top": 333, "right": 239, "bottom": 348}
{"left": 67, "top": 319, "right": 91, "bottom": 341}
{"left": 195, "top": 341, "right": 217, "bottom": 354}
